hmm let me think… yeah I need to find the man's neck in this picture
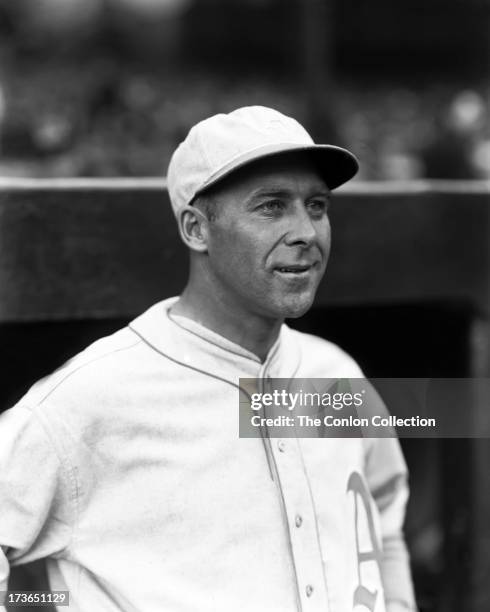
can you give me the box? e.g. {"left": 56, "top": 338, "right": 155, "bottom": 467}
{"left": 170, "top": 287, "right": 283, "bottom": 363}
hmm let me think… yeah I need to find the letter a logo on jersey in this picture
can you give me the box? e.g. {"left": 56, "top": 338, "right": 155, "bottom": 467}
{"left": 347, "top": 471, "right": 383, "bottom": 611}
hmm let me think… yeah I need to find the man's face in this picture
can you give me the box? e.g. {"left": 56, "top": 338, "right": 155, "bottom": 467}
{"left": 202, "top": 154, "right": 331, "bottom": 321}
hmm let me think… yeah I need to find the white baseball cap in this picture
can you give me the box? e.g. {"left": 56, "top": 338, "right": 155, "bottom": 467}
{"left": 167, "top": 105, "right": 359, "bottom": 216}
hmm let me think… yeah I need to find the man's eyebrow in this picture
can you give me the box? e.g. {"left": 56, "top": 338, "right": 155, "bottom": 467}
{"left": 309, "top": 190, "right": 331, "bottom": 198}
{"left": 247, "top": 187, "right": 331, "bottom": 202}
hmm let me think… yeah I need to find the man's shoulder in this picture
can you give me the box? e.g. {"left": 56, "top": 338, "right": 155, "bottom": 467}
{"left": 285, "top": 326, "right": 364, "bottom": 378}
{"left": 21, "top": 324, "right": 142, "bottom": 408}
{"left": 18, "top": 298, "right": 184, "bottom": 412}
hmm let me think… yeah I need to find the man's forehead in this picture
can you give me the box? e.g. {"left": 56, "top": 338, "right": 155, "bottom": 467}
{"left": 245, "top": 173, "right": 330, "bottom": 198}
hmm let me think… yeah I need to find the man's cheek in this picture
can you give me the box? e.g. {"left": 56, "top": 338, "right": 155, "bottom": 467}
{"left": 209, "top": 235, "right": 235, "bottom": 261}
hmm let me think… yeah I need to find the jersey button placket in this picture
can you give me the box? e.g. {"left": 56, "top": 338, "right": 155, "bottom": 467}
{"left": 271, "top": 439, "right": 330, "bottom": 610}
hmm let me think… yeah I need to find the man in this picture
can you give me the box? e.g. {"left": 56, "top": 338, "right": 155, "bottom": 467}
{"left": 0, "top": 106, "right": 416, "bottom": 611}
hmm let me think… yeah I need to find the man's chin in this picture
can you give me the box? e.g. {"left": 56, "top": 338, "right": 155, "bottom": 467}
{"left": 276, "top": 294, "right": 316, "bottom": 320}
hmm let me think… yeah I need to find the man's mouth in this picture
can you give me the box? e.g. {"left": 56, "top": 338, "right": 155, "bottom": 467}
{"left": 273, "top": 263, "right": 318, "bottom": 276}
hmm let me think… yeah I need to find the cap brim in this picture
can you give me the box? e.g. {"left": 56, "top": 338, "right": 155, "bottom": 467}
{"left": 195, "top": 142, "right": 359, "bottom": 197}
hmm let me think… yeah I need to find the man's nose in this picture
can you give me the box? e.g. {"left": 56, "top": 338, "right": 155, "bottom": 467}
{"left": 283, "top": 205, "right": 317, "bottom": 247}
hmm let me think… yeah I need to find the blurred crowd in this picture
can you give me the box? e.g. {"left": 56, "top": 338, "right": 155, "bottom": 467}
{"left": 0, "top": 0, "right": 488, "bottom": 180}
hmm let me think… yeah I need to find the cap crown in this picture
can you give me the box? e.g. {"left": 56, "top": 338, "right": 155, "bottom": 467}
{"left": 167, "top": 106, "right": 314, "bottom": 215}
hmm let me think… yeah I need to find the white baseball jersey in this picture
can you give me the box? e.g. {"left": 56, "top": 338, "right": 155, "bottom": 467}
{"left": 0, "top": 297, "right": 415, "bottom": 611}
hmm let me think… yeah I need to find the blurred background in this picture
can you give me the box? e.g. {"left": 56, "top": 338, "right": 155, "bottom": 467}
{"left": 0, "top": 0, "right": 488, "bottom": 180}
{"left": 0, "top": 1, "right": 489, "bottom": 612}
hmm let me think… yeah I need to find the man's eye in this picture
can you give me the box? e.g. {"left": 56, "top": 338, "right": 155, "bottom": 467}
{"left": 307, "top": 200, "right": 329, "bottom": 214}
{"left": 258, "top": 200, "right": 284, "bottom": 213}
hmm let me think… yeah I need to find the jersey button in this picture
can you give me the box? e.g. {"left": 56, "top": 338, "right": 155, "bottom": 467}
{"left": 305, "top": 584, "right": 314, "bottom": 597}
{"left": 295, "top": 515, "right": 303, "bottom": 527}
{"left": 277, "top": 440, "right": 286, "bottom": 452}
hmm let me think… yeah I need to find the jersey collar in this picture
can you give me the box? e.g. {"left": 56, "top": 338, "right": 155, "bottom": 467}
{"left": 129, "top": 297, "right": 301, "bottom": 384}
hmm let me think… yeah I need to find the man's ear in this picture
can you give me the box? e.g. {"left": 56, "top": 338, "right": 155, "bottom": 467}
{"left": 177, "top": 206, "right": 209, "bottom": 253}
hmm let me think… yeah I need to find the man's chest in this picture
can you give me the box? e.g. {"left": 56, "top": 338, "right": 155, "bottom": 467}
{"left": 70, "top": 379, "right": 386, "bottom": 611}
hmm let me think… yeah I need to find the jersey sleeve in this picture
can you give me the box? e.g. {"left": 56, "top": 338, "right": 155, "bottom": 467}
{"left": 364, "top": 435, "right": 417, "bottom": 610}
{"left": 0, "top": 403, "right": 73, "bottom": 594}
